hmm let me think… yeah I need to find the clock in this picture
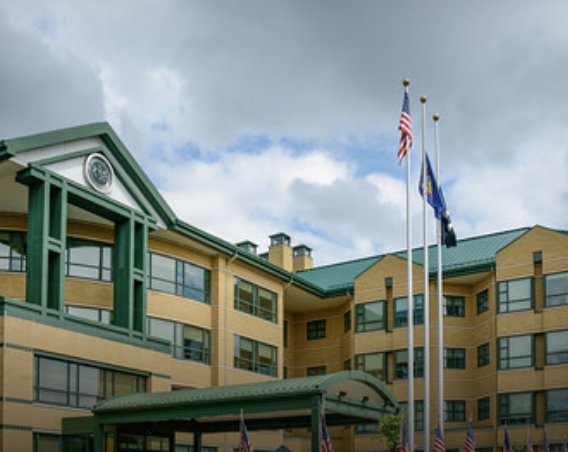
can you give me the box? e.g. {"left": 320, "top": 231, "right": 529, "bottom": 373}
{"left": 84, "top": 154, "right": 113, "bottom": 193}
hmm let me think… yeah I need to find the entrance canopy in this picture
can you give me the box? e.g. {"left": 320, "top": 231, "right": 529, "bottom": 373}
{"left": 88, "top": 371, "right": 399, "bottom": 451}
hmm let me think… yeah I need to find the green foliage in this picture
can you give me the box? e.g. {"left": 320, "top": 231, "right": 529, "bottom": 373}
{"left": 376, "top": 412, "right": 403, "bottom": 452}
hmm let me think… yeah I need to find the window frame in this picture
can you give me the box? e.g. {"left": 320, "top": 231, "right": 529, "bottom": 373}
{"left": 477, "top": 289, "right": 489, "bottom": 314}
{"left": 0, "top": 230, "right": 27, "bottom": 272}
{"left": 234, "top": 277, "right": 277, "bottom": 323}
{"left": 66, "top": 237, "right": 112, "bottom": 282}
{"left": 498, "top": 335, "right": 534, "bottom": 370}
{"left": 354, "top": 352, "right": 387, "bottom": 381}
{"left": 477, "top": 343, "right": 490, "bottom": 367}
{"left": 545, "top": 272, "right": 568, "bottom": 308}
{"left": 234, "top": 335, "right": 277, "bottom": 377}
{"left": 444, "top": 400, "right": 466, "bottom": 422}
{"left": 394, "top": 348, "right": 424, "bottom": 379}
{"left": 545, "top": 330, "right": 568, "bottom": 365}
{"left": 394, "top": 294, "right": 424, "bottom": 328}
{"left": 444, "top": 347, "right": 466, "bottom": 369}
{"left": 546, "top": 388, "right": 568, "bottom": 423}
{"left": 307, "top": 319, "right": 326, "bottom": 340}
{"left": 498, "top": 278, "right": 533, "bottom": 313}
{"left": 478, "top": 396, "right": 490, "bottom": 420}
{"left": 498, "top": 392, "right": 534, "bottom": 425}
{"left": 355, "top": 301, "right": 387, "bottom": 333}
{"left": 444, "top": 296, "right": 466, "bottom": 317}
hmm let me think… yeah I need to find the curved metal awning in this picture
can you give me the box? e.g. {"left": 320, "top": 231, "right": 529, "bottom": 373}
{"left": 93, "top": 371, "right": 399, "bottom": 435}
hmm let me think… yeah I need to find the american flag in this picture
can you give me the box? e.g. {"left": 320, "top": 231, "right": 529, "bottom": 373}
{"left": 396, "top": 414, "right": 411, "bottom": 452}
{"left": 321, "top": 413, "right": 334, "bottom": 452}
{"left": 563, "top": 434, "right": 568, "bottom": 452}
{"left": 544, "top": 433, "right": 550, "bottom": 452}
{"left": 398, "top": 90, "right": 412, "bottom": 164}
{"left": 527, "top": 431, "right": 533, "bottom": 452}
{"left": 503, "top": 428, "right": 513, "bottom": 452}
{"left": 434, "top": 423, "right": 445, "bottom": 452}
{"left": 240, "top": 413, "right": 254, "bottom": 452}
{"left": 464, "top": 419, "right": 475, "bottom": 452}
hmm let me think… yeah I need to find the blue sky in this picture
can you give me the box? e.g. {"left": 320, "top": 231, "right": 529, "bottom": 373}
{"left": 1, "top": 0, "right": 567, "bottom": 265}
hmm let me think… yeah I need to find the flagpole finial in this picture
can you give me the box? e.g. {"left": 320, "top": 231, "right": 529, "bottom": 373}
{"left": 433, "top": 114, "right": 440, "bottom": 121}
{"left": 420, "top": 96, "right": 427, "bottom": 104}
{"left": 403, "top": 78, "right": 410, "bottom": 87}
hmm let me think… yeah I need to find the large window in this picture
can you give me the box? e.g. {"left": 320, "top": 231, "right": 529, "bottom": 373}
{"left": 546, "top": 388, "right": 568, "bottom": 423}
{"left": 545, "top": 272, "right": 568, "bottom": 307}
{"left": 498, "top": 335, "right": 533, "bottom": 369}
{"left": 234, "top": 335, "right": 277, "bottom": 377}
{"left": 66, "top": 238, "right": 112, "bottom": 281}
{"left": 147, "top": 317, "right": 211, "bottom": 364}
{"left": 444, "top": 400, "right": 466, "bottom": 422}
{"left": 546, "top": 330, "right": 568, "bottom": 365}
{"left": 477, "top": 289, "right": 489, "bottom": 314}
{"left": 444, "top": 296, "right": 465, "bottom": 317}
{"left": 498, "top": 278, "right": 533, "bottom": 313}
{"left": 355, "top": 301, "right": 386, "bottom": 332}
{"left": 355, "top": 352, "right": 386, "bottom": 381}
{"left": 234, "top": 278, "right": 277, "bottom": 323}
{"left": 34, "top": 355, "right": 146, "bottom": 409}
{"left": 498, "top": 392, "right": 533, "bottom": 425}
{"left": 444, "top": 348, "right": 466, "bottom": 369}
{"left": 399, "top": 400, "right": 424, "bottom": 431}
{"left": 0, "top": 231, "right": 26, "bottom": 271}
{"left": 478, "top": 397, "right": 490, "bottom": 420}
{"left": 307, "top": 319, "right": 326, "bottom": 340}
{"left": 394, "top": 295, "right": 424, "bottom": 328}
{"left": 148, "top": 253, "right": 211, "bottom": 304}
{"left": 478, "top": 343, "right": 490, "bottom": 367}
{"left": 394, "top": 348, "right": 424, "bottom": 379}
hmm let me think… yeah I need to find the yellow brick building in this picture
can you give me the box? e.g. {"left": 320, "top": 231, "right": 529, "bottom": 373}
{"left": 0, "top": 123, "right": 567, "bottom": 452}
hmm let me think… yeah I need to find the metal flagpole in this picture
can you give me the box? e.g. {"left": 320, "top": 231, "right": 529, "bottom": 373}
{"left": 420, "top": 95, "right": 430, "bottom": 452}
{"left": 403, "top": 78, "right": 414, "bottom": 451}
{"left": 433, "top": 113, "right": 444, "bottom": 436}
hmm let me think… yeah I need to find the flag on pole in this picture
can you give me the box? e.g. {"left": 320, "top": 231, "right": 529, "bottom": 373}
{"left": 527, "top": 431, "right": 534, "bottom": 452}
{"left": 464, "top": 419, "right": 475, "bottom": 452}
{"left": 398, "top": 90, "right": 412, "bottom": 164}
{"left": 240, "top": 412, "right": 254, "bottom": 452}
{"left": 503, "top": 427, "right": 513, "bottom": 452}
{"left": 544, "top": 433, "right": 550, "bottom": 452}
{"left": 419, "top": 152, "right": 445, "bottom": 219}
{"left": 434, "top": 423, "right": 445, "bottom": 452}
{"left": 563, "top": 434, "right": 568, "bottom": 452}
{"left": 440, "top": 205, "right": 457, "bottom": 248}
{"left": 321, "top": 412, "right": 334, "bottom": 452}
{"left": 396, "top": 414, "right": 411, "bottom": 452}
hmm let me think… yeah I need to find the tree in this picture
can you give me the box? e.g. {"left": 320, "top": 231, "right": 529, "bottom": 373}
{"left": 376, "top": 412, "right": 403, "bottom": 452}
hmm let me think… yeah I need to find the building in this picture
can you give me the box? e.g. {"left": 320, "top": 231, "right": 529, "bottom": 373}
{"left": 0, "top": 123, "right": 567, "bottom": 451}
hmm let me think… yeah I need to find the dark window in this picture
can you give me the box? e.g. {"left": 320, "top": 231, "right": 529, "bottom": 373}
{"left": 147, "top": 318, "right": 211, "bottom": 364}
{"left": 234, "top": 277, "right": 277, "bottom": 323}
{"left": 394, "top": 348, "right": 424, "bottom": 379}
{"left": 355, "top": 352, "right": 386, "bottom": 381}
{"left": 546, "top": 330, "right": 568, "bottom": 365}
{"left": 399, "top": 400, "right": 424, "bottom": 431}
{"left": 477, "top": 289, "right": 489, "bottom": 314}
{"left": 355, "top": 301, "right": 386, "bottom": 332}
{"left": 498, "top": 278, "right": 533, "bottom": 313}
{"left": 234, "top": 335, "right": 277, "bottom": 377}
{"left": 545, "top": 272, "right": 568, "bottom": 307}
{"left": 307, "top": 366, "right": 326, "bottom": 376}
{"left": 444, "top": 348, "right": 466, "bottom": 369}
{"left": 444, "top": 400, "right": 466, "bottom": 422}
{"left": 344, "top": 310, "right": 351, "bottom": 332}
{"left": 498, "top": 335, "right": 533, "bottom": 369}
{"left": 478, "top": 343, "right": 490, "bottom": 367}
{"left": 394, "top": 295, "right": 424, "bottom": 327}
{"left": 0, "top": 231, "right": 26, "bottom": 272}
{"left": 498, "top": 392, "right": 533, "bottom": 425}
{"left": 478, "top": 397, "right": 490, "bottom": 420}
{"left": 444, "top": 296, "right": 466, "bottom": 317}
{"left": 307, "top": 319, "right": 326, "bottom": 340}
{"left": 546, "top": 388, "right": 568, "bottom": 423}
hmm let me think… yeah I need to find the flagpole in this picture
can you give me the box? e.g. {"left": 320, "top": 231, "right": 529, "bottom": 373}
{"left": 433, "top": 113, "right": 444, "bottom": 436}
{"left": 420, "top": 95, "right": 430, "bottom": 452}
{"left": 403, "top": 78, "right": 415, "bottom": 452}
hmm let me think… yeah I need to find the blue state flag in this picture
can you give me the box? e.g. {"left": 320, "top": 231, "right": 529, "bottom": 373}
{"left": 419, "top": 153, "right": 445, "bottom": 220}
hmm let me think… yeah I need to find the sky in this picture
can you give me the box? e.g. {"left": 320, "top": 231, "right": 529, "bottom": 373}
{"left": 1, "top": 1, "right": 567, "bottom": 266}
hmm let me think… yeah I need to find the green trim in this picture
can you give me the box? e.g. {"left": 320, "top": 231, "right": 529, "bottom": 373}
{"left": 0, "top": 342, "right": 34, "bottom": 352}
{"left": 0, "top": 424, "right": 33, "bottom": 431}
{"left": 0, "top": 397, "right": 33, "bottom": 405}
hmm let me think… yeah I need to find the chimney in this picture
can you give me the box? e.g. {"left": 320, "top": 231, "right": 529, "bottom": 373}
{"left": 236, "top": 240, "right": 258, "bottom": 255}
{"left": 268, "top": 233, "right": 293, "bottom": 271}
{"left": 293, "top": 244, "right": 313, "bottom": 272}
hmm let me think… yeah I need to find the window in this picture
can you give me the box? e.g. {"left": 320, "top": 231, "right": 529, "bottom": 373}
{"left": 546, "top": 388, "right": 568, "bottom": 423}
{"left": 307, "top": 319, "right": 326, "bottom": 340}
{"left": 234, "top": 335, "right": 277, "bottom": 377}
{"left": 66, "top": 238, "right": 112, "bottom": 281}
{"left": 477, "top": 289, "right": 489, "bottom": 314}
{"left": 65, "top": 305, "right": 111, "bottom": 324}
{"left": 344, "top": 359, "right": 351, "bottom": 371}
{"left": 355, "top": 301, "right": 386, "bottom": 332}
{"left": 399, "top": 400, "right": 424, "bottom": 431}
{"left": 307, "top": 366, "right": 326, "bottom": 376}
{"left": 498, "top": 392, "right": 533, "bottom": 425}
{"left": 394, "top": 348, "right": 424, "bottom": 379}
{"left": 344, "top": 310, "right": 351, "bottom": 332}
{"left": 478, "top": 397, "right": 490, "bottom": 420}
{"left": 355, "top": 352, "right": 386, "bottom": 381}
{"left": 498, "top": 335, "right": 533, "bottom": 369}
{"left": 234, "top": 278, "right": 277, "bottom": 322}
{"left": 498, "top": 278, "right": 533, "bottom": 313}
{"left": 444, "top": 400, "right": 466, "bottom": 422}
{"left": 148, "top": 253, "right": 211, "bottom": 304}
{"left": 34, "top": 433, "right": 60, "bottom": 452}
{"left": 546, "top": 330, "right": 568, "bottom": 365}
{"left": 394, "top": 295, "right": 424, "bottom": 327}
{"left": 34, "top": 355, "right": 146, "bottom": 409}
{"left": 147, "top": 318, "right": 211, "bottom": 364}
{"left": 545, "top": 272, "right": 568, "bottom": 307}
{"left": 444, "top": 296, "right": 466, "bottom": 317}
{"left": 444, "top": 348, "right": 466, "bottom": 369}
{"left": 477, "top": 343, "right": 490, "bottom": 367}
{"left": 0, "top": 231, "right": 26, "bottom": 272}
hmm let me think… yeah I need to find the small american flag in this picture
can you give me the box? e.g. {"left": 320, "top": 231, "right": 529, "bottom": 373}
{"left": 240, "top": 412, "right": 254, "bottom": 452}
{"left": 398, "top": 90, "right": 412, "bottom": 164}
{"left": 434, "top": 424, "right": 445, "bottom": 452}
{"left": 321, "top": 413, "right": 334, "bottom": 452}
{"left": 396, "top": 414, "right": 411, "bottom": 452}
{"left": 464, "top": 419, "right": 475, "bottom": 452}
{"left": 527, "top": 431, "right": 534, "bottom": 452}
{"left": 503, "top": 428, "right": 513, "bottom": 452}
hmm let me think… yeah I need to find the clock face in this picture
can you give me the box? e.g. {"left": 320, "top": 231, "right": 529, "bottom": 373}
{"left": 84, "top": 154, "right": 113, "bottom": 193}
